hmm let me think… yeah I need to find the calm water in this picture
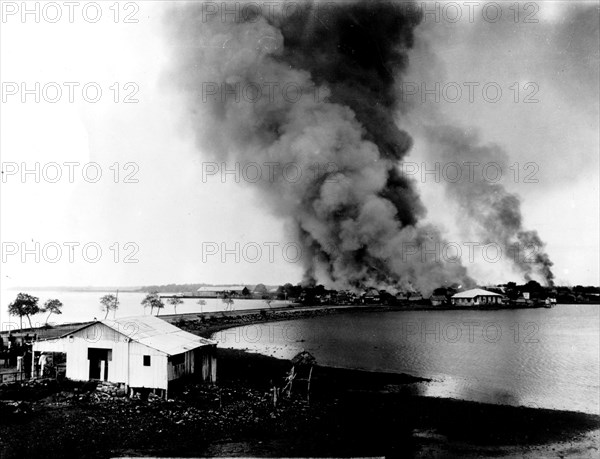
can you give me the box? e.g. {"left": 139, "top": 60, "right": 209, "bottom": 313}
{"left": 0, "top": 289, "right": 286, "bottom": 328}
{"left": 214, "top": 305, "right": 600, "bottom": 414}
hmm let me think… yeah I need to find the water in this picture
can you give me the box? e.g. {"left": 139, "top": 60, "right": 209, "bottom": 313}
{"left": 0, "top": 289, "right": 286, "bottom": 328}
{"left": 214, "top": 305, "right": 600, "bottom": 415}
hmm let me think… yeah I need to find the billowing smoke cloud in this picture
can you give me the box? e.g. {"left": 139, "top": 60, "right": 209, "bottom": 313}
{"left": 397, "top": 2, "right": 556, "bottom": 287}
{"left": 165, "top": 1, "right": 472, "bottom": 294}
{"left": 424, "top": 126, "right": 554, "bottom": 285}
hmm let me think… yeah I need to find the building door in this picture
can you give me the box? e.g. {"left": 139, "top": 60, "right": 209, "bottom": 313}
{"left": 88, "top": 348, "right": 110, "bottom": 381}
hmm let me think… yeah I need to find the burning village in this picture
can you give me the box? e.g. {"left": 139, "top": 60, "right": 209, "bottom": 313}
{"left": 1, "top": 1, "right": 599, "bottom": 458}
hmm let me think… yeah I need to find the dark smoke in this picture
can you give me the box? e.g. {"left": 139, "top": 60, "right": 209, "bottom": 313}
{"left": 166, "top": 0, "right": 472, "bottom": 294}
{"left": 425, "top": 126, "right": 554, "bottom": 286}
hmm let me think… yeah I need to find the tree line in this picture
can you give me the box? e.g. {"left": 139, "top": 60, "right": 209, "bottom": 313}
{"left": 6, "top": 291, "right": 186, "bottom": 331}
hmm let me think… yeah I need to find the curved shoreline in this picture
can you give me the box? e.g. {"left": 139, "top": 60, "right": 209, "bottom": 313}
{"left": 205, "top": 311, "right": 600, "bottom": 457}
{"left": 2, "top": 306, "right": 598, "bottom": 457}
{"left": 165, "top": 303, "right": 397, "bottom": 339}
{"left": 174, "top": 305, "right": 600, "bottom": 416}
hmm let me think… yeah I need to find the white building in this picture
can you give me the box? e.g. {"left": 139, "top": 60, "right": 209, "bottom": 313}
{"left": 32, "top": 315, "right": 217, "bottom": 397}
{"left": 197, "top": 285, "right": 248, "bottom": 297}
{"left": 451, "top": 288, "right": 504, "bottom": 306}
{"left": 196, "top": 286, "right": 219, "bottom": 297}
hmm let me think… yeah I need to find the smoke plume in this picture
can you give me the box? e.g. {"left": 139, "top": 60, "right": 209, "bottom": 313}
{"left": 165, "top": 1, "right": 473, "bottom": 294}
{"left": 424, "top": 126, "right": 554, "bottom": 285}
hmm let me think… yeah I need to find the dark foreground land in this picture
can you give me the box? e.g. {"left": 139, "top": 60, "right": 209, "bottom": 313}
{"left": 1, "top": 346, "right": 599, "bottom": 458}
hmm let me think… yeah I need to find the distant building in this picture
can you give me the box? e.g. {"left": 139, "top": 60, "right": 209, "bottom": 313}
{"left": 429, "top": 295, "right": 447, "bottom": 306}
{"left": 32, "top": 315, "right": 217, "bottom": 398}
{"left": 515, "top": 298, "right": 531, "bottom": 307}
{"left": 451, "top": 288, "right": 503, "bottom": 307}
{"left": 196, "top": 286, "right": 218, "bottom": 297}
{"left": 221, "top": 286, "right": 248, "bottom": 297}
{"left": 197, "top": 285, "right": 248, "bottom": 298}
{"left": 362, "top": 288, "right": 380, "bottom": 304}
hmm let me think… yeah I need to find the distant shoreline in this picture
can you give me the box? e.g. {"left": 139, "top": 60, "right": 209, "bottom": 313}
{"left": 2, "top": 286, "right": 142, "bottom": 293}
{"left": 1, "top": 301, "right": 596, "bottom": 337}
{"left": 2, "top": 304, "right": 598, "bottom": 457}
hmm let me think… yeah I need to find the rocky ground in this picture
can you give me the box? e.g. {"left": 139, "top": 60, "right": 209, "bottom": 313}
{"left": 1, "top": 348, "right": 598, "bottom": 458}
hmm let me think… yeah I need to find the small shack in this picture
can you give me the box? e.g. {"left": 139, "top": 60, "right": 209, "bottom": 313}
{"left": 31, "top": 315, "right": 217, "bottom": 397}
{"left": 451, "top": 288, "right": 503, "bottom": 306}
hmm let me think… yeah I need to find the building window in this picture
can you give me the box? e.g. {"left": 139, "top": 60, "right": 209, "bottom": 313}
{"left": 143, "top": 355, "right": 151, "bottom": 366}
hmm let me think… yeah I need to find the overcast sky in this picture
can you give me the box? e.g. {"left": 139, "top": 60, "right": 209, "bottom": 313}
{"left": 1, "top": 1, "right": 598, "bottom": 289}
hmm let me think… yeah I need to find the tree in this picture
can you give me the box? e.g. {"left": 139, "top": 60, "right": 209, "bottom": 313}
{"left": 141, "top": 291, "right": 164, "bottom": 316}
{"left": 253, "top": 283, "right": 268, "bottom": 295}
{"left": 524, "top": 280, "right": 543, "bottom": 292}
{"left": 99, "top": 294, "right": 119, "bottom": 320}
{"left": 8, "top": 293, "right": 40, "bottom": 329}
{"left": 168, "top": 296, "right": 183, "bottom": 314}
{"left": 222, "top": 297, "right": 234, "bottom": 311}
{"left": 196, "top": 299, "right": 206, "bottom": 313}
{"left": 42, "top": 299, "right": 63, "bottom": 326}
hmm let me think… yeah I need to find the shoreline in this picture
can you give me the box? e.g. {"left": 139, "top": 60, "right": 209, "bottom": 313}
{"left": 214, "top": 347, "right": 600, "bottom": 458}
{"left": 1, "top": 301, "right": 594, "bottom": 336}
{"left": 1, "top": 308, "right": 598, "bottom": 457}
{"left": 211, "top": 330, "right": 600, "bottom": 457}
{"left": 161, "top": 301, "right": 565, "bottom": 340}
{"left": 1, "top": 347, "right": 598, "bottom": 458}
{"left": 178, "top": 309, "right": 600, "bottom": 414}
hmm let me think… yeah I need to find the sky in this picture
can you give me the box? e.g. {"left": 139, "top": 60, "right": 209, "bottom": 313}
{"left": 0, "top": 0, "right": 598, "bottom": 289}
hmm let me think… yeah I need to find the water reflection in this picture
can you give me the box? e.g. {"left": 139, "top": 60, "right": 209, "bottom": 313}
{"left": 216, "top": 305, "right": 600, "bottom": 414}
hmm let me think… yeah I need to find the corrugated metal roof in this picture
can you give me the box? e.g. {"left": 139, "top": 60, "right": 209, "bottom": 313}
{"left": 100, "top": 315, "right": 216, "bottom": 356}
{"left": 1, "top": 322, "right": 93, "bottom": 341}
{"left": 452, "top": 288, "right": 502, "bottom": 299}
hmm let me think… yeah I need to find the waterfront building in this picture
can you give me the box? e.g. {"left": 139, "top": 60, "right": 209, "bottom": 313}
{"left": 197, "top": 285, "right": 248, "bottom": 298}
{"left": 451, "top": 288, "right": 504, "bottom": 306}
{"left": 31, "top": 315, "right": 217, "bottom": 398}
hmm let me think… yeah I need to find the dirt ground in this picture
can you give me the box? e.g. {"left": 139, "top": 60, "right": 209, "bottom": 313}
{"left": 1, "top": 347, "right": 598, "bottom": 458}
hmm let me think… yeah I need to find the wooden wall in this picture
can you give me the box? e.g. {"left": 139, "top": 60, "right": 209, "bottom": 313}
{"left": 33, "top": 323, "right": 168, "bottom": 390}
{"left": 33, "top": 324, "right": 217, "bottom": 390}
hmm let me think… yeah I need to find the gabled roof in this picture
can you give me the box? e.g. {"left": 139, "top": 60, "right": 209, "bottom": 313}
{"left": 38, "top": 315, "right": 215, "bottom": 356}
{"left": 101, "top": 315, "right": 216, "bottom": 355}
{"left": 452, "top": 288, "right": 502, "bottom": 299}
